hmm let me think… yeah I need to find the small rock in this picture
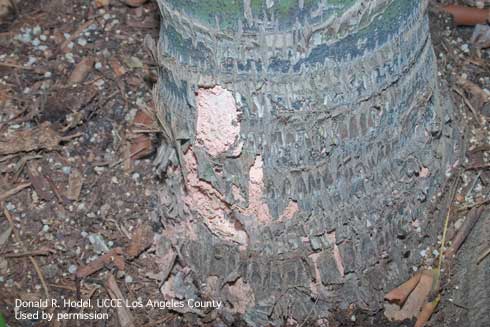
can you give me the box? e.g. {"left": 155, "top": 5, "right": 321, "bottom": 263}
{"left": 88, "top": 233, "right": 110, "bottom": 254}
{"left": 77, "top": 38, "right": 87, "bottom": 46}
{"left": 33, "top": 26, "right": 42, "bottom": 35}
{"left": 68, "top": 264, "right": 78, "bottom": 274}
{"left": 5, "top": 202, "right": 15, "bottom": 211}
{"left": 125, "top": 275, "right": 133, "bottom": 283}
{"left": 62, "top": 166, "right": 71, "bottom": 175}
{"left": 65, "top": 53, "right": 75, "bottom": 63}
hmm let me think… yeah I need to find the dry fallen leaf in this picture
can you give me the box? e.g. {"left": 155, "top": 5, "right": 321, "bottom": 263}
{"left": 109, "top": 58, "right": 127, "bottom": 77}
{"left": 27, "top": 162, "right": 53, "bottom": 201}
{"left": 456, "top": 77, "right": 490, "bottom": 111}
{"left": 130, "top": 134, "right": 153, "bottom": 159}
{"left": 69, "top": 57, "right": 94, "bottom": 84}
{"left": 133, "top": 110, "right": 154, "bottom": 127}
{"left": 75, "top": 247, "right": 125, "bottom": 278}
{"left": 0, "top": 123, "right": 61, "bottom": 155}
{"left": 384, "top": 270, "right": 435, "bottom": 321}
{"left": 441, "top": 5, "right": 490, "bottom": 26}
{"left": 95, "top": 0, "right": 110, "bottom": 7}
{"left": 126, "top": 224, "right": 154, "bottom": 258}
{"left": 66, "top": 169, "right": 83, "bottom": 201}
{"left": 384, "top": 271, "right": 422, "bottom": 305}
{"left": 415, "top": 296, "right": 440, "bottom": 327}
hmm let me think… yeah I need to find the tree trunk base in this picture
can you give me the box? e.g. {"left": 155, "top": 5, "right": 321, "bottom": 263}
{"left": 152, "top": 0, "right": 464, "bottom": 325}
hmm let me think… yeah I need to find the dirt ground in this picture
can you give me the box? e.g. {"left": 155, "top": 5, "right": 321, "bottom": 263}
{"left": 0, "top": 0, "right": 488, "bottom": 326}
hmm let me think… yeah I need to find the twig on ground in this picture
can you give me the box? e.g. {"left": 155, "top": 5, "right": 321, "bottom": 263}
{"left": 0, "top": 62, "right": 33, "bottom": 70}
{"left": 457, "top": 197, "right": 490, "bottom": 211}
{"left": 452, "top": 87, "right": 482, "bottom": 127}
{"left": 446, "top": 207, "right": 484, "bottom": 258}
{"left": 105, "top": 273, "right": 135, "bottom": 327}
{"left": 3, "top": 247, "right": 55, "bottom": 258}
{"left": 477, "top": 247, "right": 490, "bottom": 265}
{"left": 0, "top": 182, "right": 31, "bottom": 202}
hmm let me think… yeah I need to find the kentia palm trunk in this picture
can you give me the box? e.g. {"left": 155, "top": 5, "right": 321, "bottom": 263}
{"left": 152, "top": 0, "right": 462, "bottom": 325}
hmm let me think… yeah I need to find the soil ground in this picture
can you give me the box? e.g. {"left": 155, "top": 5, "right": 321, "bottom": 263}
{"left": 0, "top": 0, "right": 488, "bottom": 326}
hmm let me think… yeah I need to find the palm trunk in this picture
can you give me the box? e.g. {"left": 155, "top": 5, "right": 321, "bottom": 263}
{"left": 152, "top": 0, "right": 462, "bottom": 325}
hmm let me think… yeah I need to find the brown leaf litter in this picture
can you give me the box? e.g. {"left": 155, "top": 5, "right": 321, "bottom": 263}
{"left": 69, "top": 57, "right": 94, "bottom": 84}
{"left": 384, "top": 269, "right": 436, "bottom": 321}
{"left": 75, "top": 247, "right": 125, "bottom": 279}
{"left": 126, "top": 224, "right": 154, "bottom": 258}
{"left": 0, "top": 122, "right": 80, "bottom": 155}
{"left": 66, "top": 169, "right": 83, "bottom": 201}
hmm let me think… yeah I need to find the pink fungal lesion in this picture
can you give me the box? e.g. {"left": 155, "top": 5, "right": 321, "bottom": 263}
{"left": 183, "top": 148, "right": 248, "bottom": 247}
{"left": 238, "top": 155, "right": 299, "bottom": 223}
{"left": 181, "top": 85, "right": 300, "bottom": 247}
{"left": 195, "top": 86, "right": 241, "bottom": 157}
{"left": 325, "top": 231, "right": 345, "bottom": 277}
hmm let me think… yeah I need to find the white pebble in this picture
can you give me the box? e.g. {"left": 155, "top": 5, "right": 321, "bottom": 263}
{"left": 77, "top": 38, "right": 87, "bottom": 46}
{"left": 62, "top": 166, "right": 71, "bottom": 175}
{"left": 32, "top": 26, "right": 42, "bottom": 35}
{"left": 68, "top": 265, "right": 78, "bottom": 274}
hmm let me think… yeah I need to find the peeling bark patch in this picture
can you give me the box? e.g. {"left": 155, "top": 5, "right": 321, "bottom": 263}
{"left": 224, "top": 278, "right": 255, "bottom": 314}
{"left": 309, "top": 252, "right": 321, "bottom": 296}
{"left": 278, "top": 200, "right": 299, "bottom": 221}
{"left": 196, "top": 86, "right": 240, "bottom": 157}
{"left": 239, "top": 155, "right": 299, "bottom": 223}
{"left": 243, "top": 155, "right": 272, "bottom": 223}
{"left": 183, "top": 147, "right": 248, "bottom": 246}
{"left": 326, "top": 231, "right": 345, "bottom": 277}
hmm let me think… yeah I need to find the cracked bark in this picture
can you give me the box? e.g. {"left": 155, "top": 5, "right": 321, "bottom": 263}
{"left": 152, "top": 0, "right": 463, "bottom": 325}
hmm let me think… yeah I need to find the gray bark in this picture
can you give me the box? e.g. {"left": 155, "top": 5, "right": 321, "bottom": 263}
{"left": 151, "top": 0, "right": 463, "bottom": 325}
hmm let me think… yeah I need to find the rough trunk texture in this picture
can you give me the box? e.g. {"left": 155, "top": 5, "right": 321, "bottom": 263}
{"left": 152, "top": 0, "right": 463, "bottom": 325}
